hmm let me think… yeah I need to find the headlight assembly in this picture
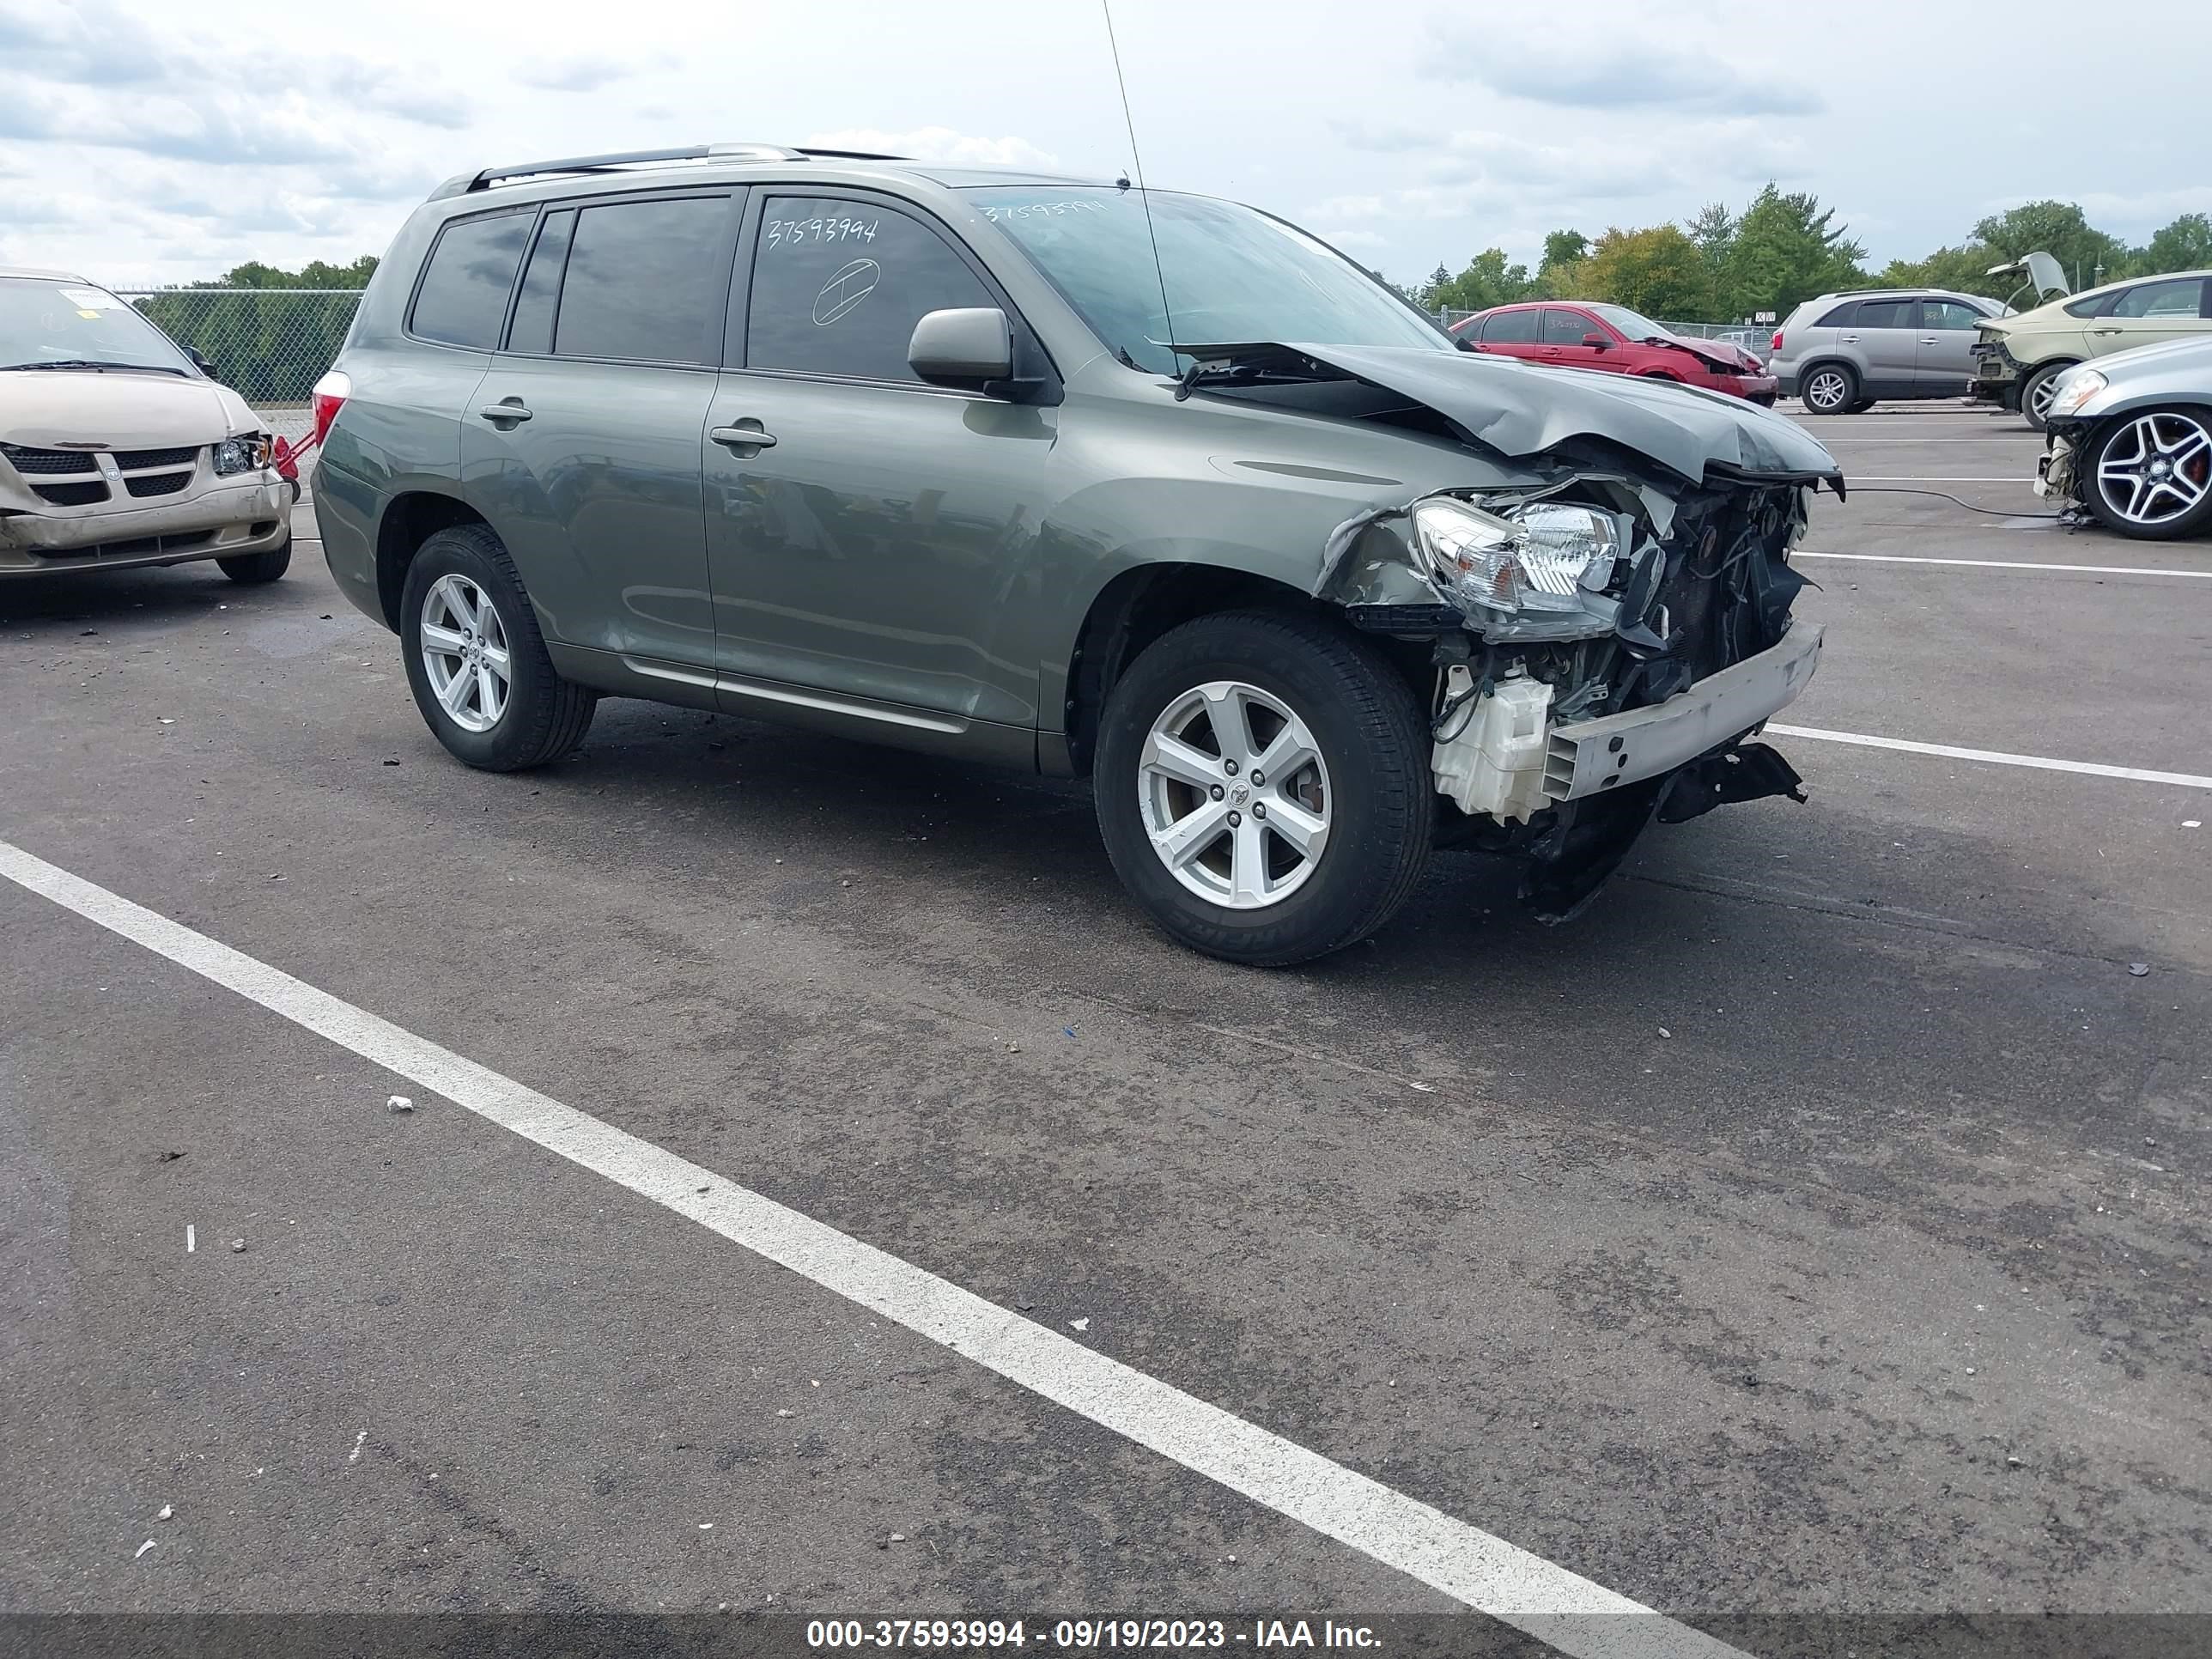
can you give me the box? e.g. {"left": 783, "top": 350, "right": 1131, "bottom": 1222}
{"left": 1410, "top": 495, "right": 1624, "bottom": 633}
{"left": 212, "top": 434, "right": 271, "bottom": 476}
{"left": 2045, "top": 369, "right": 2107, "bottom": 420}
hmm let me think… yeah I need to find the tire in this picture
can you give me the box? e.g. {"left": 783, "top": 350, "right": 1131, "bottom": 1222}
{"left": 1799, "top": 362, "right": 1856, "bottom": 415}
{"left": 2081, "top": 405, "right": 2212, "bottom": 541}
{"left": 1845, "top": 396, "right": 1877, "bottom": 414}
{"left": 399, "top": 524, "right": 597, "bottom": 771}
{"left": 1092, "top": 609, "right": 1434, "bottom": 966}
{"left": 2020, "top": 361, "right": 2077, "bottom": 432}
{"left": 217, "top": 537, "right": 291, "bottom": 584}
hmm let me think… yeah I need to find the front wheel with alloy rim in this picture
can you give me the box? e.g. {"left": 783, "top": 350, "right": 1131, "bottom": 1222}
{"left": 2020, "top": 360, "right": 2077, "bottom": 432}
{"left": 1093, "top": 610, "right": 1433, "bottom": 966}
{"left": 2084, "top": 405, "right": 2212, "bottom": 540}
{"left": 399, "top": 524, "right": 597, "bottom": 770}
{"left": 1799, "top": 364, "right": 1856, "bottom": 415}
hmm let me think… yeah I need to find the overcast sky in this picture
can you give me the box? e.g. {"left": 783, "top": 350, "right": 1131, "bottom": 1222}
{"left": 3, "top": 0, "right": 2209, "bottom": 292}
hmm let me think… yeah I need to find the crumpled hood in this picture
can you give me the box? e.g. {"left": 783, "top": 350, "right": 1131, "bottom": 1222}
{"left": 0, "top": 370, "right": 253, "bottom": 450}
{"left": 1281, "top": 343, "right": 1842, "bottom": 487}
{"left": 1666, "top": 335, "right": 1759, "bottom": 374}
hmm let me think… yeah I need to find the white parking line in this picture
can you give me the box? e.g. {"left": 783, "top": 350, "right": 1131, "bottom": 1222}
{"left": 0, "top": 836, "right": 1744, "bottom": 1659}
{"left": 1797, "top": 552, "right": 2212, "bottom": 579}
{"left": 1819, "top": 437, "right": 2043, "bottom": 444}
{"left": 1768, "top": 726, "right": 2212, "bottom": 790}
{"left": 1845, "top": 477, "right": 2033, "bottom": 483}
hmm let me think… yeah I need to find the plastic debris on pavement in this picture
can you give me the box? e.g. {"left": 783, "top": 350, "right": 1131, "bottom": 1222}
{"left": 387, "top": 1095, "right": 414, "bottom": 1113}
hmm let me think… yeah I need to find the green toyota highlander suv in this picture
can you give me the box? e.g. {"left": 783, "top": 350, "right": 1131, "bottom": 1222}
{"left": 314, "top": 143, "right": 1842, "bottom": 964}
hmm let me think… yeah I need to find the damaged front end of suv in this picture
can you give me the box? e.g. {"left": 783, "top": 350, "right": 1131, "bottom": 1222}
{"left": 1246, "top": 342, "right": 1841, "bottom": 918}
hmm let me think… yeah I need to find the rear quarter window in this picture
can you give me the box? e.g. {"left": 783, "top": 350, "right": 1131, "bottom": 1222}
{"left": 1813, "top": 301, "right": 1857, "bottom": 327}
{"left": 410, "top": 210, "right": 533, "bottom": 349}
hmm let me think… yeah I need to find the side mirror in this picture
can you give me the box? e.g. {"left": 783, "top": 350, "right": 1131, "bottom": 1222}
{"left": 1583, "top": 332, "right": 1610, "bottom": 350}
{"left": 185, "top": 346, "right": 216, "bottom": 377}
{"left": 908, "top": 307, "right": 1013, "bottom": 392}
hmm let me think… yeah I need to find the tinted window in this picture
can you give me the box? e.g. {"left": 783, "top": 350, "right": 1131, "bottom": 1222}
{"left": 507, "top": 210, "right": 574, "bottom": 355}
{"left": 2111, "top": 276, "right": 2206, "bottom": 319}
{"left": 1814, "top": 302, "right": 1857, "bottom": 327}
{"left": 1853, "top": 300, "right": 1913, "bottom": 329}
{"left": 1542, "top": 309, "right": 1595, "bottom": 343}
{"left": 1481, "top": 309, "right": 1539, "bottom": 343}
{"left": 411, "top": 211, "right": 532, "bottom": 349}
{"left": 1918, "top": 300, "right": 1982, "bottom": 331}
{"left": 554, "top": 196, "right": 730, "bottom": 363}
{"left": 746, "top": 197, "right": 994, "bottom": 382}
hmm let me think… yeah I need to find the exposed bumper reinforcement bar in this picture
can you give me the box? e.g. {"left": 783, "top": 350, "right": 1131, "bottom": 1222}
{"left": 1541, "top": 618, "right": 1824, "bottom": 802}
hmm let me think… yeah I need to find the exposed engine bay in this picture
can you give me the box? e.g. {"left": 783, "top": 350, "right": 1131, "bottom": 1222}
{"left": 1191, "top": 338, "right": 1844, "bottom": 921}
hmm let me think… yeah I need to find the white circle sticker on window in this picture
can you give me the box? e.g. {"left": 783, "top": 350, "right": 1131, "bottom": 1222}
{"left": 812, "top": 259, "right": 880, "bottom": 326}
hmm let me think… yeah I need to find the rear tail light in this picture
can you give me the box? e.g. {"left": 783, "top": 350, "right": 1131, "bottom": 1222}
{"left": 310, "top": 369, "right": 352, "bottom": 447}
{"left": 1770, "top": 329, "right": 1784, "bottom": 354}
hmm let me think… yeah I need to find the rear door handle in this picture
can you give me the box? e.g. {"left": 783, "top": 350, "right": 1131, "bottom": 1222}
{"left": 1839, "top": 334, "right": 1860, "bottom": 343}
{"left": 2090, "top": 326, "right": 2123, "bottom": 335}
{"left": 710, "top": 422, "right": 778, "bottom": 452}
{"left": 476, "top": 400, "right": 532, "bottom": 425}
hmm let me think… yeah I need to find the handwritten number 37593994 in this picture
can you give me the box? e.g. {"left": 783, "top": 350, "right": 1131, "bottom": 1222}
{"left": 765, "top": 217, "right": 880, "bottom": 251}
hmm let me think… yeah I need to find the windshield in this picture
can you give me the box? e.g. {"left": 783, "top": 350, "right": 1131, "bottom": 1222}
{"left": 1588, "top": 303, "right": 1676, "bottom": 343}
{"left": 0, "top": 277, "right": 195, "bottom": 374}
{"left": 968, "top": 186, "right": 1449, "bottom": 374}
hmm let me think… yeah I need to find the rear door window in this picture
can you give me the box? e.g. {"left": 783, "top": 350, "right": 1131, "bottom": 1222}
{"left": 551, "top": 195, "right": 733, "bottom": 364}
{"left": 2110, "top": 276, "right": 2207, "bottom": 319}
{"left": 1480, "top": 309, "right": 1539, "bottom": 343}
{"left": 744, "top": 195, "right": 996, "bottom": 383}
{"left": 1851, "top": 299, "right": 1913, "bottom": 329}
{"left": 411, "top": 210, "right": 533, "bottom": 349}
{"left": 505, "top": 210, "right": 575, "bottom": 356}
{"left": 1540, "top": 309, "right": 1594, "bottom": 343}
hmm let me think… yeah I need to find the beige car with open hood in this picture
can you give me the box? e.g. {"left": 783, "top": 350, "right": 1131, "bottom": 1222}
{"left": 0, "top": 266, "right": 295, "bottom": 582}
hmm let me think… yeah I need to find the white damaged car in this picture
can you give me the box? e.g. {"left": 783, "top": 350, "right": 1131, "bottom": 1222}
{"left": 0, "top": 266, "right": 295, "bottom": 583}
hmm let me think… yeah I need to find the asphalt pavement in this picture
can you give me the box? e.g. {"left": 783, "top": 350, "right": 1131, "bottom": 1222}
{"left": 2, "top": 403, "right": 2206, "bottom": 1657}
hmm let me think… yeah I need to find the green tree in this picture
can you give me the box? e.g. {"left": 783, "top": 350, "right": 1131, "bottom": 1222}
{"left": 1686, "top": 202, "right": 1736, "bottom": 264}
{"left": 1430, "top": 247, "right": 1535, "bottom": 313}
{"left": 1723, "top": 185, "right": 1866, "bottom": 320}
{"left": 1534, "top": 228, "right": 1589, "bottom": 298}
{"left": 1969, "top": 202, "right": 2128, "bottom": 290}
{"left": 1568, "top": 225, "right": 1717, "bottom": 319}
{"left": 2136, "top": 212, "right": 2212, "bottom": 276}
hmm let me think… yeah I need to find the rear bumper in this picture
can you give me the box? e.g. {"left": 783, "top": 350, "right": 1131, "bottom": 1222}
{"left": 1542, "top": 619, "right": 1824, "bottom": 801}
{"left": 0, "top": 476, "right": 293, "bottom": 576}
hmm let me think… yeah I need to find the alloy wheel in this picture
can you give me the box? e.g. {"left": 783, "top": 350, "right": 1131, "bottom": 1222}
{"left": 2096, "top": 411, "right": 2212, "bottom": 528}
{"left": 419, "top": 573, "right": 512, "bottom": 733}
{"left": 1138, "top": 680, "right": 1330, "bottom": 910}
{"left": 2027, "top": 372, "right": 2066, "bottom": 422}
{"left": 1805, "top": 369, "right": 1850, "bottom": 412}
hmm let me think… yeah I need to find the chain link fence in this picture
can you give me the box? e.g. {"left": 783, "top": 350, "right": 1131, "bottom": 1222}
{"left": 118, "top": 289, "right": 362, "bottom": 438}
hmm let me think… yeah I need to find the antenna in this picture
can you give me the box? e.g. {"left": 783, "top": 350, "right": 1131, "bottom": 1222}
{"left": 1101, "top": 0, "right": 1177, "bottom": 368}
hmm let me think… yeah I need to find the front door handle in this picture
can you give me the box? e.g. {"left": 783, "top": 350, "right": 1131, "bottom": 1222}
{"left": 2090, "top": 326, "right": 2123, "bottom": 335}
{"left": 710, "top": 421, "right": 778, "bottom": 453}
{"left": 476, "top": 400, "right": 532, "bottom": 425}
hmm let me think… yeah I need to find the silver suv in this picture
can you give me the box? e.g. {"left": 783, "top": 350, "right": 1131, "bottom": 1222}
{"left": 1770, "top": 289, "right": 2005, "bottom": 414}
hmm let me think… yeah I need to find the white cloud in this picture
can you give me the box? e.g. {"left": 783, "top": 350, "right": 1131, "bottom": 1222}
{"left": 1420, "top": 16, "right": 1821, "bottom": 115}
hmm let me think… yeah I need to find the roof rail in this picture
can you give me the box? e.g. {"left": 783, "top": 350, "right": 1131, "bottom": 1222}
{"left": 430, "top": 143, "right": 907, "bottom": 200}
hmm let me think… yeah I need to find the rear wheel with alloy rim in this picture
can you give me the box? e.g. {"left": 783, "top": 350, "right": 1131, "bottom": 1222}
{"left": 1800, "top": 364, "right": 1856, "bottom": 415}
{"left": 2021, "top": 360, "right": 2076, "bottom": 431}
{"left": 2084, "top": 406, "right": 2212, "bottom": 540}
{"left": 400, "top": 524, "right": 597, "bottom": 770}
{"left": 1093, "top": 610, "right": 1432, "bottom": 965}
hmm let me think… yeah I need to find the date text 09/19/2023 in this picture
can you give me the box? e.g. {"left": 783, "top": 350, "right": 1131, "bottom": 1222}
{"left": 806, "top": 1617, "right": 1382, "bottom": 1650}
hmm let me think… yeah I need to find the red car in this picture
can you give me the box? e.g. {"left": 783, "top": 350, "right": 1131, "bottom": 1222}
{"left": 1452, "top": 301, "right": 1779, "bottom": 404}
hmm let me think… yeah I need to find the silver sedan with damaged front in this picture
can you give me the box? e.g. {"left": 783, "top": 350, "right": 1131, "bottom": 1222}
{"left": 2037, "top": 336, "right": 2212, "bottom": 540}
{"left": 0, "top": 267, "right": 295, "bottom": 583}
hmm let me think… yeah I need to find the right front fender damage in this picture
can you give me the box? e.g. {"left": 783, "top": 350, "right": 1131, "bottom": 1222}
{"left": 1315, "top": 462, "right": 1831, "bottom": 921}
